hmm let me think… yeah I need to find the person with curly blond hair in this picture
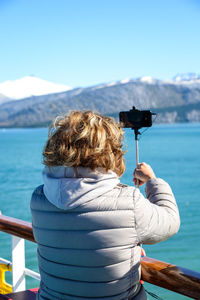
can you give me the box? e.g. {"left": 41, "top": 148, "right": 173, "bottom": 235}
{"left": 31, "top": 110, "right": 180, "bottom": 300}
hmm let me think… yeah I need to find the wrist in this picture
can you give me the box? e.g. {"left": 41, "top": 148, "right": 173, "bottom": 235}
{"left": 145, "top": 174, "right": 156, "bottom": 183}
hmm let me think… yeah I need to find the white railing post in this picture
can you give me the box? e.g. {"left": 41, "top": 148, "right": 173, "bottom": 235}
{"left": 11, "top": 235, "right": 26, "bottom": 292}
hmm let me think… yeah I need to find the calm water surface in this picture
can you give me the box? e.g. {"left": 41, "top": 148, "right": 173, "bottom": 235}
{"left": 0, "top": 124, "right": 200, "bottom": 299}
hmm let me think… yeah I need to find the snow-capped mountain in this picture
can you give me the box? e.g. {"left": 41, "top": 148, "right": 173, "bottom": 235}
{"left": 1, "top": 73, "right": 200, "bottom": 127}
{"left": 90, "top": 77, "right": 156, "bottom": 91}
{"left": 0, "top": 76, "right": 72, "bottom": 102}
{"left": 173, "top": 73, "right": 200, "bottom": 82}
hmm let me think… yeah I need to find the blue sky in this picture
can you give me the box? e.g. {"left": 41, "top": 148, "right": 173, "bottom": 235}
{"left": 0, "top": 0, "right": 200, "bottom": 87}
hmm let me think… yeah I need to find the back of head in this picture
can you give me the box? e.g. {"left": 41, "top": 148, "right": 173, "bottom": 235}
{"left": 43, "top": 111, "right": 125, "bottom": 177}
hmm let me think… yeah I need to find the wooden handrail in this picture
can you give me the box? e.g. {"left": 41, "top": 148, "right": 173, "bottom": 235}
{"left": 0, "top": 215, "right": 35, "bottom": 242}
{"left": 0, "top": 215, "right": 200, "bottom": 298}
{"left": 141, "top": 256, "right": 200, "bottom": 299}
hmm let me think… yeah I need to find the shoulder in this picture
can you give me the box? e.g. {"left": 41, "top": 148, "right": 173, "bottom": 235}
{"left": 104, "top": 183, "right": 137, "bottom": 210}
{"left": 116, "top": 183, "right": 138, "bottom": 199}
{"left": 101, "top": 182, "right": 135, "bottom": 198}
{"left": 31, "top": 185, "right": 44, "bottom": 209}
{"left": 31, "top": 185, "right": 61, "bottom": 212}
{"left": 32, "top": 185, "right": 44, "bottom": 196}
{"left": 115, "top": 183, "right": 149, "bottom": 210}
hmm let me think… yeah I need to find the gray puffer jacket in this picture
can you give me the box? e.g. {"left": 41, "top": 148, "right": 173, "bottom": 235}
{"left": 31, "top": 166, "right": 180, "bottom": 300}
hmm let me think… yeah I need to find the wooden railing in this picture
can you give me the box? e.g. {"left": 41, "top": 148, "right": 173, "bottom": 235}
{"left": 0, "top": 215, "right": 34, "bottom": 242}
{"left": 0, "top": 215, "right": 200, "bottom": 299}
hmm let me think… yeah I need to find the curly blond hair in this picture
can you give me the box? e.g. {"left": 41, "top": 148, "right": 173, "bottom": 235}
{"left": 43, "top": 111, "right": 125, "bottom": 177}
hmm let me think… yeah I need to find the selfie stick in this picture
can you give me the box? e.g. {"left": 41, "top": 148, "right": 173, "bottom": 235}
{"left": 134, "top": 128, "right": 140, "bottom": 188}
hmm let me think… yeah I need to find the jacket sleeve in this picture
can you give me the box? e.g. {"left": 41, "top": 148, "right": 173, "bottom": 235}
{"left": 134, "top": 178, "right": 180, "bottom": 245}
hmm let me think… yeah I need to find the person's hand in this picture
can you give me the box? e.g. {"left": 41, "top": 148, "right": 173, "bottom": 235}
{"left": 133, "top": 162, "right": 156, "bottom": 186}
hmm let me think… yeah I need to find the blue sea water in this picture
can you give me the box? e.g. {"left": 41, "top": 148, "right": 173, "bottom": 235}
{"left": 0, "top": 124, "right": 200, "bottom": 299}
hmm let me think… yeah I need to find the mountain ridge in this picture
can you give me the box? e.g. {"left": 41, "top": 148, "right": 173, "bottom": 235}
{"left": 0, "top": 76, "right": 200, "bottom": 127}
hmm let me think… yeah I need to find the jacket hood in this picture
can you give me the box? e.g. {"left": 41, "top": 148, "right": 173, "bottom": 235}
{"left": 42, "top": 166, "right": 120, "bottom": 210}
